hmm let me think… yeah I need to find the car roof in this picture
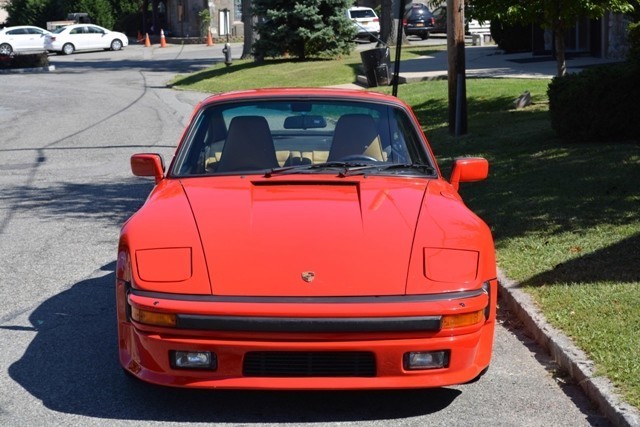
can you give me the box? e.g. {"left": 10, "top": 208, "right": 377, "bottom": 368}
{"left": 1, "top": 25, "right": 44, "bottom": 31}
{"left": 0, "top": 26, "right": 50, "bottom": 34}
{"left": 61, "top": 23, "right": 103, "bottom": 29}
{"left": 198, "top": 88, "right": 410, "bottom": 109}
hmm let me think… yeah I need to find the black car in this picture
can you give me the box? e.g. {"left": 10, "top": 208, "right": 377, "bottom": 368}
{"left": 404, "top": 3, "right": 435, "bottom": 39}
{"left": 431, "top": 6, "right": 447, "bottom": 33}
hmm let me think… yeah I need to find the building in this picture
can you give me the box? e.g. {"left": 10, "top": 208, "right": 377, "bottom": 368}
{"left": 145, "top": 0, "right": 244, "bottom": 39}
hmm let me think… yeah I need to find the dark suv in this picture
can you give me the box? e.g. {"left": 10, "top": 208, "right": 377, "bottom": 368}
{"left": 404, "top": 3, "right": 435, "bottom": 39}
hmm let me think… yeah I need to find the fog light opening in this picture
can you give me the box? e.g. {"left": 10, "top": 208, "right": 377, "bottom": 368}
{"left": 170, "top": 350, "right": 217, "bottom": 370}
{"left": 404, "top": 350, "right": 450, "bottom": 370}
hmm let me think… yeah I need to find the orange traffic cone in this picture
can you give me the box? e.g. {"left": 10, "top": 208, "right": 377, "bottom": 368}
{"left": 206, "top": 29, "right": 214, "bottom": 46}
{"left": 144, "top": 33, "right": 151, "bottom": 47}
{"left": 160, "top": 29, "right": 167, "bottom": 48}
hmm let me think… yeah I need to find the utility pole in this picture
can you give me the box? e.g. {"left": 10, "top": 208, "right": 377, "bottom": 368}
{"left": 447, "top": 0, "right": 467, "bottom": 136}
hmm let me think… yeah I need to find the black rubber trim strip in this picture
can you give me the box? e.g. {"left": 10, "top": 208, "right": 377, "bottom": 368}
{"left": 129, "top": 288, "right": 487, "bottom": 304}
{"left": 176, "top": 314, "right": 442, "bottom": 332}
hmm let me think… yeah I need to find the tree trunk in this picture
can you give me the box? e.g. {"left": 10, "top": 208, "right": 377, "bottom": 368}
{"left": 380, "top": 0, "right": 392, "bottom": 45}
{"left": 554, "top": 26, "right": 567, "bottom": 77}
{"left": 380, "top": 0, "right": 408, "bottom": 47}
{"left": 447, "top": 0, "right": 467, "bottom": 135}
{"left": 241, "top": 0, "right": 254, "bottom": 59}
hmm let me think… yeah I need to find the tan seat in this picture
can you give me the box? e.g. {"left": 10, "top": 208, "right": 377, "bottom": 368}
{"left": 215, "top": 116, "right": 279, "bottom": 172}
{"left": 328, "top": 114, "right": 384, "bottom": 161}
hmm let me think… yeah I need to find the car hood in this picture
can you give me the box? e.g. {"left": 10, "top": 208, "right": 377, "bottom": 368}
{"left": 182, "top": 176, "right": 428, "bottom": 297}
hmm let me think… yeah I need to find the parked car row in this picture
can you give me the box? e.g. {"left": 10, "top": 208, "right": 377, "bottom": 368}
{"left": 403, "top": 3, "right": 491, "bottom": 40}
{"left": 0, "top": 24, "right": 128, "bottom": 55}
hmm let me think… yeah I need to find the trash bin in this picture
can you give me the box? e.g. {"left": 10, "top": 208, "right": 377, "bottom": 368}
{"left": 360, "top": 47, "right": 391, "bottom": 87}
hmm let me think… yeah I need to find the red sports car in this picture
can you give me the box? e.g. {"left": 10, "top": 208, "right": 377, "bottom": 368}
{"left": 117, "top": 88, "right": 497, "bottom": 389}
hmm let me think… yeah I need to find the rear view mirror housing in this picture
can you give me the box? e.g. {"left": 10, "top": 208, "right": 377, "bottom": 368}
{"left": 131, "top": 153, "right": 165, "bottom": 184}
{"left": 449, "top": 157, "right": 488, "bottom": 191}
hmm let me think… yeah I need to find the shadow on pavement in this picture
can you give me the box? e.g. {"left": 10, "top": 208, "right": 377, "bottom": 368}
{"left": 8, "top": 262, "right": 461, "bottom": 422}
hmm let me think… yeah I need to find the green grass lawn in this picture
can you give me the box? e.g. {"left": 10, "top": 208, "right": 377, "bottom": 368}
{"left": 171, "top": 53, "right": 640, "bottom": 409}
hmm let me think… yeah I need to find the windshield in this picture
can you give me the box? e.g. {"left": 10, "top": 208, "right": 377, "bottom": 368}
{"left": 349, "top": 9, "right": 377, "bottom": 19}
{"left": 170, "top": 98, "right": 435, "bottom": 177}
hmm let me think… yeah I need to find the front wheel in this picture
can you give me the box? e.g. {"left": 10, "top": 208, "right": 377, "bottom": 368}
{"left": 0, "top": 43, "right": 12, "bottom": 56}
{"left": 110, "top": 39, "right": 123, "bottom": 51}
{"left": 62, "top": 43, "right": 74, "bottom": 55}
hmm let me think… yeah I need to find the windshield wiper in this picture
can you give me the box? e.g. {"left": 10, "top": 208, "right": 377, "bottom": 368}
{"left": 339, "top": 163, "right": 437, "bottom": 177}
{"left": 264, "top": 161, "right": 372, "bottom": 177}
{"left": 265, "top": 162, "right": 435, "bottom": 178}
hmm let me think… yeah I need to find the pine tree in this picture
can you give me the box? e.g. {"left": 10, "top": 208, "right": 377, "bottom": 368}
{"left": 253, "top": 0, "right": 356, "bottom": 60}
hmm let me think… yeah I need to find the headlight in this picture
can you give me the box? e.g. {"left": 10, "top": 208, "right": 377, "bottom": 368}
{"left": 423, "top": 248, "right": 478, "bottom": 283}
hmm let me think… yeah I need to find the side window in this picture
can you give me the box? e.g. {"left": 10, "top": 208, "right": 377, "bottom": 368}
{"left": 392, "top": 109, "right": 430, "bottom": 165}
{"left": 8, "top": 29, "right": 27, "bottom": 35}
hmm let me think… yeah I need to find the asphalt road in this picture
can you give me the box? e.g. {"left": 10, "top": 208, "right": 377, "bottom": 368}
{"left": 0, "top": 43, "right": 609, "bottom": 426}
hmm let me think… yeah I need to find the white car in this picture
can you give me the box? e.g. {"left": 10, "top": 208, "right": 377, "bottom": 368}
{"left": 45, "top": 24, "right": 129, "bottom": 55}
{"left": 0, "top": 26, "right": 52, "bottom": 55}
{"left": 346, "top": 7, "right": 380, "bottom": 41}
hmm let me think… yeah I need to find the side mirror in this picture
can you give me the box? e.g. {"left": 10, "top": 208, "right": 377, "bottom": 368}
{"left": 449, "top": 157, "right": 488, "bottom": 191}
{"left": 131, "top": 153, "right": 165, "bottom": 184}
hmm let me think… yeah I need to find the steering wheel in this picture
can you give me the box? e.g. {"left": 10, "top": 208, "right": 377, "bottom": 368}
{"left": 339, "top": 154, "right": 378, "bottom": 162}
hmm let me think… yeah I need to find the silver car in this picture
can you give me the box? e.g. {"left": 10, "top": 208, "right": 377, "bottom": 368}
{"left": 45, "top": 24, "right": 129, "bottom": 55}
{"left": 0, "top": 26, "right": 51, "bottom": 55}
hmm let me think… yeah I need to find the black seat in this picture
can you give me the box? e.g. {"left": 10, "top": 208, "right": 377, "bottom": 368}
{"left": 216, "top": 116, "right": 279, "bottom": 172}
{"left": 328, "top": 114, "right": 384, "bottom": 161}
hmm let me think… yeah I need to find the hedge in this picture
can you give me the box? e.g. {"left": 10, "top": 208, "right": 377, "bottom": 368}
{"left": 0, "top": 53, "right": 50, "bottom": 70}
{"left": 547, "top": 62, "right": 640, "bottom": 142}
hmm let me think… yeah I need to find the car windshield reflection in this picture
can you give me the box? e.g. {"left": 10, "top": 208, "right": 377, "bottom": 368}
{"left": 171, "top": 99, "right": 435, "bottom": 177}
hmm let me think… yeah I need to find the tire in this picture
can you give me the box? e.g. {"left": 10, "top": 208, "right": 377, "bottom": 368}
{"left": 62, "top": 43, "right": 75, "bottom": 55}
{"left": 110, "top": 39, "right": 123, "bottom": 51}
{"left": 0, "top": 43, "right": 12, "bottom": 56}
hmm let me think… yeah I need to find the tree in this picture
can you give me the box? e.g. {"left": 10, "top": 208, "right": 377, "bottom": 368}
{"left": 241, "top": 0, "right": 255, "bottom": 59}
{"left": 6, "top": 0, "right": 61, "bottom": 27}
{"left": 471, "top": 0, "right": 635, "bottom": 77}
{"left": 6, "top": 0, "right": 115, "bottom": 28}
{"left": 253, "top": 0, "right": 355, "bottom": 60}
{"left": 72, "top": 0, "right": 115, "bottom": 29}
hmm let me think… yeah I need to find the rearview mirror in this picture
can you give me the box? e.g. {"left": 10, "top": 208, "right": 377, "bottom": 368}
{"left": 283, "top": 115, "right": 327, "bottom": 129}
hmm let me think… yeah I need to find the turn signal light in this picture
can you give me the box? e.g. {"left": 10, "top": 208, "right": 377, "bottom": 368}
{"left": 131, "top": 307, "right": 177, "bottom": 327}
{"left": 441, "top": 310, "right": 484, "bottom": 329}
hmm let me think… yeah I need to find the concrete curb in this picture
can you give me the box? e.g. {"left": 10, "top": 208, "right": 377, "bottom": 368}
{"left": 498, "top": 269, "right": 640, "bottom": 427}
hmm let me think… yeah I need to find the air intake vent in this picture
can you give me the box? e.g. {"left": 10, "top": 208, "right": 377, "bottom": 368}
{"left": 243, "top": 351, "right": 376, "bottom": 377}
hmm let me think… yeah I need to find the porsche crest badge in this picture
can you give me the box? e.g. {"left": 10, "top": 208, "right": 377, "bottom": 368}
{"left": 301, "top": 271, "right": 315, "bottom": 283}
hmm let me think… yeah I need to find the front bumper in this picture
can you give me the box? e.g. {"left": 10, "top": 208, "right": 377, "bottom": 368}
{"left": 117, "top": 281, "right": 497, "bottom": 389}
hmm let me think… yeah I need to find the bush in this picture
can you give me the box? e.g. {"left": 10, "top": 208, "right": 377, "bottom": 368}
{"left": 490, "top": 19, "right": 532, "bottom": 53}
{"left": 548, "top": 62, "right": 640, "bottom": 141}
{"left": 0, "top": 53, "right": 50, "bottom": 70}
